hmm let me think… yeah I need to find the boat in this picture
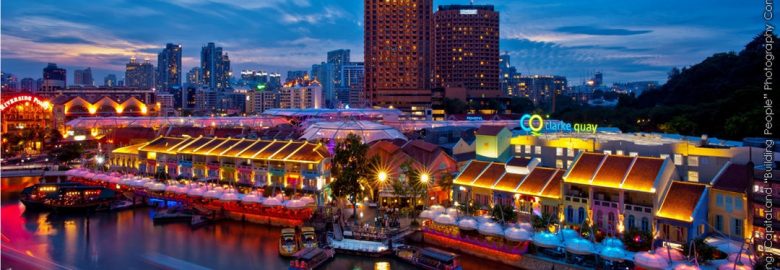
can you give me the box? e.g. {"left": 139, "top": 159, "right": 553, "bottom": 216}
{"left": 279, "top": 228, "right": 300, "bottom": 257}
{"left": 301, "top": 227, "right": 318, "bottom": 249}
{"left": 288, "top": 247, "right": 335, "bottom": 270}
{"left": 190, "top": 215, "right": 209, "bottom": 229}
{"left": 109, "top": 200, "right": 137, "bottom": 211}
{"left": 395, "top": 246, "right": 462, "bottom": 270}
{"left": 153, "top": 207, "right": 194, "bottom": 224}
{"left": 20, "top": 183, "right": 116, "bottom": 212}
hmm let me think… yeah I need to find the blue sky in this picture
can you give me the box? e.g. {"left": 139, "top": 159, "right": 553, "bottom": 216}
{"left": 0, "top": 0, "right": 762, "bottom": 85}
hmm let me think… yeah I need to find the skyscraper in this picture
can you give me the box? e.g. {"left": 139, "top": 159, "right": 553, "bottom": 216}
{"left": 157, "top": 43, "right": 183, "bottom": 91}
{"left": 338, "top": 62, "right": 365, "bottom": 107}
{"left": 104, "top": 74, "right": 117, "bottom": 87}
{"left": 20, "top": 78, "right": 36, "bottom": 91}
{"left": 311, "top": 62, "right": 336, "bottom": 108}
{"left": 186, "top": 67, "right": 201, "bottom": 87}
{"left": 434, "top": 4, "right": 500, "bottom": 98}
{"left": 286, "top": 70, "right": 308, "bottom": 83}
{"left": 200, "top": 42, "right": 231, "bottom": 91}
{"left": 364, "top": 0, "right": 432, "bottom": 113}
{"left": 1, "top": 72, "right": 18, "bottom": 91}
{"left": 499, "top": 53, "right": 519, "bottom": 96}
{"left": 42, "top": 63, "right": 66, "bottom": 92}
{"left": 125, "top": 57, "right": 155, "bottom": 89}
{"left": 73, "top": 67, "right": 93, "bottom": 87}
{"left": 327, "top": 49, "right": 350, "bottom": 86}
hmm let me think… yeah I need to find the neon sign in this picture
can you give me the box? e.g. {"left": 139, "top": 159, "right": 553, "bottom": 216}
{"left": 519, "top": 114, "right": 598, "bottom": 136}
{"left": 0, "top": 95, "right": 51, "bottom": 112}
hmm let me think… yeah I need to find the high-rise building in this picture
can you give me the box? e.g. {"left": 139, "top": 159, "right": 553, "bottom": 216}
{"left": 104, "top": 74, "right": 117, "bottom": 87}
{"left": 337, "top": 62, "right": 365, "bottom": 107}
{"left": 327, "top": 49, "right": 350, "bottom": 86}
{"left": 157, "top": 43, "right": 183, "bottom": 91}
{"left": 42, "top": 63, "right": 66, "bottom": 92}
{"left": 286, "top": 70, "right": 308, "bottom": 83}
{"left": 434, "top": 5, "right": 500, "bottom": 99}
{"left": 186, "top": 67, "right": 201, "bottom": 87}
{"left": 125, "top": 57, "right": 156, "bottom": 89}
{"left": 364, "top": 0, "right": 433, "bottom": 112}
{"left": 200, "top": 42, "right": 231, "bottom": 91}
{"left": 73, "top": 67, "right": 94, "bottom": 87}
{"left": 517, "top": 75, "right": 568, "bottom": 105}
{"left": 279, "top": 79, "right": 322, "bottom": 109}
{"left": 1, "top": 72, "right": 18, "bottom": 91}
{"left": 311, "top": 62, "right": 336, "bottom": 108}
{"left": 20, "top": 78, "right": 36, "bottom": 91}
{"left": 499, "top": 53, "right": 519, "bottom": 96}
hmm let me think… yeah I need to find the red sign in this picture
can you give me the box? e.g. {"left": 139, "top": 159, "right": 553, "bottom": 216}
{"left": 0, "top": 95, "right": 50, "bottom": 112}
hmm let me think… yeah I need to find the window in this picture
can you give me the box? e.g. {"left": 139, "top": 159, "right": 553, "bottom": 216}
{"left": 688, "top": 156, "right": 699, "bottom": 167}
{"left": 725, "top": 196, "right": 733, "bottom": 212}
{"left": 641, "top": 217, "right": 650, "bottom": 232}
{"left": 733, "top": 218, "right": 742, "bottom": 236}
{"left": 556, "top": 147, "right": 563, "bottom": 156}
{"left": 603, "top": 150, "right": 613, "bottom": 155}
{"left": 660, "top": 154, "right": 670, "bottom": 160}
{"left": 566, "top": 206, "right": 574, "bottom": 223}
{"left": 578, "top": 207, "right": 586, "bottom": 224}
{"left": 735, "top": 198, "right": 743, "bottom": 211}
{"left": 567, "top": 160, "right": 573, "bottom": 168}
{"left": 616, "top": 150, "right": 624, "bottom": 156}
{"left": 688, "top": 171, "right": 699, "bottom": 182}
{"left": 674, "top": 154, "right": 683, "bottom": 165}
{"left": 556, "top": 159, "right": 564, "bottom": 169}
{"left": 525, "top": 145, "right": 531, "bottom": 154}
{"left": 628, "top": 215, "right": 636, "bottom": 229}
{"left": 515, "top": 145, "right": 523, "bottom": 154}
{"left": 715, "top": 215, "right": 723, "bottom": 231}
{"left": 716, "top": 194, "right": 723, "bottom": 206}
{"left": 629, "top": 152, "right": 638, "bottom": 157}
{"left": 567, "top": 148, "right": 575, "bottom": 157}
{"left": 534, "top": 146, "right": 541, "bottom": 155}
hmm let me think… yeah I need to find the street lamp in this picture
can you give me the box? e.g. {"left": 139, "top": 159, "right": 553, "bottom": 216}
{"left": 377, "top": 171, "right": 387, "bottom": 183}
{"left": 420, "top": 173, "right": 429, "bottom": 184}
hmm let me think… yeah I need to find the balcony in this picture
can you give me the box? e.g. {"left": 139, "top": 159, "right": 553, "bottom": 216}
{"left": 624, "top": 203, "right": 653, "bottom": 214}
{"left": 593, "top": 199, "right": 619, "bottom": 209}
{"left": 564, "top": 195, "right": 588, "bottom": 205}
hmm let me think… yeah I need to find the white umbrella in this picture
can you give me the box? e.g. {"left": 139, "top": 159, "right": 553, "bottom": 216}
{"left": 532, "top": 232, "right": 562, "bottom": 248}
{"left": 705, "top": 237, "right": 745, "bottom": 254}
{"left": 600, "top": 246, "right": 626, "bottom": 261}
{"left": 518, "top": 222, "right": 533, "bottom": 231}
{"left": 419, "top": 210, "right": 435, "bottom": 220}
{"left": 458, "top": 218, "right": 477, "bottom": 230}
{"left": 263, "top": 197, "right": 282, "bottom": 207}
{"left": 150, "top": 183, "right": 166, "bottom": 192}
{"left": 672, "top": 263, "right": 701, "bottom": 270}
{"left": 433, "top": 213, "right": 456, "bottom": 225}
{"left": 565, "top": 237, "right": 595, "bottom": 255}
{"left": 187, "top": 188, "right": 205, "bottom": 197}
{"left": 284, "top": 199, "right": 306, "bottom": 209}
{"left": 84, "top": 172, "right": 96, "bottom": 179}
{"left": 655, "top": 246, "right": 685, "bottom": 261}
{"left": 478, "top": 221, "right": 503, "bottom": 237}
{"left": 603, "top": 237, "right": 624, "bottom": 248}
{"left": 165, "top": 185, "right": 179, "bottom": 193}
{"left": 445, "top": 207, "right": 459, "bottom": 218}
{"left": 242, "top": 194, "right": 262, "bottom": 203}
{"left": 143, "top": 181, "right": 156, "bottom": 190}
{"left": 220, "top": 192, "right": 239, "bottom": 201}
{"left": 300, "top": 196, "right": 315, "bottom": 205}
{"left": 174, "top": 185, "right": 189, "bottom": 194}
{"left": 717, "top": 262, "right": 751, "bottom": 270}
{"left": 634, "top": 251, "right": 669, "bottom": 270}
{"left": 204, "top": 189, "right": 222, "bottom": 199}
{"left": 561, "top": 228, "right": 580, "bottom": 241}
{"left": 476, "top": 215, "right": 493, "bottom": 224}
{"left": 429, "top": 205, "right": 445, "bottom": 216}
{"left": 727, "top": 253, "right": 754, "bottom": 267}
{"left": 504, "top": 227, "right": 532, "bottom": 242}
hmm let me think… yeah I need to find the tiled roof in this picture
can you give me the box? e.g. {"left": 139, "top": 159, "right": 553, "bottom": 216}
{"left": 139, "top": 136, "right": 190, "bottom": 154}
{"left": 238, "top": 140, "right": 273, "bottom": 159}
{"left": 517, "top": 167, "right": 557, "bottom": 196}
{"left": 475, "top": 125, "right": 507, "bottom": 136}
{"left": 657, "top": 181, "right": 707, "bottom": 222}
{"left": 622, "top": 157, "right": 664, "bottom": 192}
{"left": 269, "top": 142, "right": 306, "bottom": 160}
{"left": 471, "top": 163, "right": 506, "bottom": 188}
{"left": 220, "top": 139, "right": 256, "bottom": 156}
{"left": 541, "top": 171, "right": 563, "bottom": 198}
{"left": 252, "top": 141, "right": 290, "bottom": 159}
{"left": 591, "top": 155, "right": 633, "bottom": 187}
{"left": 494, "top": 173, "right": 527, "bottom": 192}
{"left": 566, "top": 152, "right": 605, "bottom": 184}
{"left": 711, "top": 163, "right": 751, "bottom": 193}
{"left": 454, "top": 161, "right": 491, "bottom": 185}
{"left": 177, "top": 137, "right": 211, "bottom": 154}
{"left": 112, "top": 142, "right": 147, "bottom": 155}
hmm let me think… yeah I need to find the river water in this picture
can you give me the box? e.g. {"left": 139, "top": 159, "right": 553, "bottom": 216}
{"left": 1, "top": 177, "right": 514, "bottom": 270}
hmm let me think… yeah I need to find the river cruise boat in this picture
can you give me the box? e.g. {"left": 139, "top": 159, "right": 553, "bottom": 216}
{"left": 288, "top": 247, "right": 335, "bottom": 270}
{"left": 395, "top": 246, "right": 462, "bottom": 270}
{"left": 20, "top": 183, "right": 116, "bottom": 212}
{"left": 279, "top": 228, "right": 300, "bottom": 257}
{"left": 301, "top": 227, "right": 318, "bottom": 249}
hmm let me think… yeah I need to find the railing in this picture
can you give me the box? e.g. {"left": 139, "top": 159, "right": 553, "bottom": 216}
{"left": 564, "top": 195, "right": 588, "bottom": 204}
{"left": 593, "top": 199, "right": 618, "bottom": 208}
{"left": 624, "top": 203, "right": 652, "bottom": 213}
{"left": 422, "top": 228, "right": 528, "bottom": 255}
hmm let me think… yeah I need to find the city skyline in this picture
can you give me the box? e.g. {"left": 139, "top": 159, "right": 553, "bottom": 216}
{"left": 1, "top": 0, "right": 760, "bottom": 84}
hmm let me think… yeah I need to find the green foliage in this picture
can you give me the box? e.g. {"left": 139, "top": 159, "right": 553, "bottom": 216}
{"left": 491, "top": 204, "right": 516, "bottom": 224}
{"left": 441, "top": 97, "right": 468, "bottom": 115}
{"left": 436, "top": 173, "right": 454, "bottom": 203}
{"left": 532, "top": 212, "right": 557, "bottom": 229}
{"left": 683, "top": 238, "right": 717, "bottom": 263}
{"left": 330, "top": 133, "right": 372, "bottom": 206}
{"left": 49, "top": 143, "right": 84, "bottom": 165}
{"left": 622, "top": 228, "right": 653, "bottom": 252}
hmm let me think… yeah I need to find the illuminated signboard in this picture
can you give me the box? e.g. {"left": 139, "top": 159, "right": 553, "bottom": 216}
{"left": 519, "top": 114, "right": 598, "bottom": 136}
{"left": 460, "top": 9, "right": 478, "bottom": 15}
{"left": 0, "top": 95, "right": 51, "bottom": 112}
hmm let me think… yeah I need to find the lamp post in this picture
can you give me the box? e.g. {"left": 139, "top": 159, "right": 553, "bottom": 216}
{"left": 376, "top": 170, "right": 387, "bottom": 227}
{"left": 419, "top": 172, "right": 430, "bottom": 209}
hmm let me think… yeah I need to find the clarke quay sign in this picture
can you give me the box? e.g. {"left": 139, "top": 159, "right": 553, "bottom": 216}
{"left": 519, "top": 114, "right": 598, "bottom": 136}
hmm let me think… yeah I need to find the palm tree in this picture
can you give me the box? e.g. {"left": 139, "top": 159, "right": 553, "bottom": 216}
{"left": 437, "top": 173, "right": 454, "bottom": 206}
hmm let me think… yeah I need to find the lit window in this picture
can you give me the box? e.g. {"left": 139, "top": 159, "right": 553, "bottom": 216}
{"left": 603, "top": 150, "right": 612, "bottom": 155}
{"left": 556, "top": 147, "right": 563, "bottom": 156}
{"left": 515, "top": 145, "right": 523, "bottom": 154}
{"left": 556, "top": 160, "right": 563, "bottom": 169}
{"left": 534, "top": 146, "right": 541, "bottom": 155}
{"left": 567, "top": 149, "right": 575, "bottom": 157}
{"left": 674, "top": 154, "right": 683, "bottom": 165}
{"left": 688, "top": 156, "right": 699, "bottom": 167}
{"left": 567, "top": 160, "right": 573, "bottom": 168}
{"left": 616, "top": 150, "right": 624, "bottom": 156}
{"left": 629, "top": 152, "right": 638, "bottom": 157}
{"left": 524, "top": 145, "right": 531, "bottom": 154}
{"left": 660, "top": 154, "right": 670, "bottom": 160}
{"left": 688, "top": 171, "right": 699, "bottom": 182}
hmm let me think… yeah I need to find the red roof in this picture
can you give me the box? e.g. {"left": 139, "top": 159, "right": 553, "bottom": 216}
{"left": 476, "top": 125, "right": 507, "bottom": 136}
{"left": 518, "top": 167, "right": 557, "bottom": 195}
{"left": 566, "top": 152, "right": 605, "bottom": 184}
{"left": 541, "top": 171, "right": 563, "bottom": 198}
{"left": 591, "top": 155, "right": 634, "bottom": 187}
{"left": 657, "top": 181, "right": 707, "bottom": 222}
{"left": 711, "top": 163, "right": 751, "bottom": 193}
{"left": 454, "top": 161, "right": 491, "bottom": 185}
{"left": 472, "top": 163, "right": 506, "bottom": 188}
{"left": 494, "top": 173, "right": 527, "bottom": 192}
{"left": 622, "top": 157, "right": 664, "bottom": 192}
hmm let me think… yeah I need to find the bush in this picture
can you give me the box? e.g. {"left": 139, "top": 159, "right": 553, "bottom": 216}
{"left": 622, "top": 228, "right": 652, "bottom": 252}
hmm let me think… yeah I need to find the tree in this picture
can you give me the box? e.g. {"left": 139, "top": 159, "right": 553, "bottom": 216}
{"left": 436, "top": 173, "right": 454, "bottom": 205}
{"left": 330, "top": 133, "right": 372, "bottom": 224}
{"left": 49, "top": 143, "right": 84, "bottom": 165}
{"left": 491, "top": 204, "right": 516, "bottom": 224}
{"left": 622, "top": 228, "right": 653, "bottom": 252}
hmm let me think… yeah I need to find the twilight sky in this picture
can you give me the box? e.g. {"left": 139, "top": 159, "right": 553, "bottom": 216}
{"left": 0, "top": 0, "right": 762, "bottom": 85}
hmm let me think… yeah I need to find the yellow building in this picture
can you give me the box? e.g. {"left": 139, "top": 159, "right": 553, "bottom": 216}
{"left": 708, "top": 162, "right": 752, "bottom": 240}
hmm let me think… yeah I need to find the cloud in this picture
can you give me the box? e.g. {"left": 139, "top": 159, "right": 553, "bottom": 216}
{"left": 34, "top": 36, "right": 96, "bottom": 45}
{"left": 554, "top": 26, "right": 652, "bottom": 36}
